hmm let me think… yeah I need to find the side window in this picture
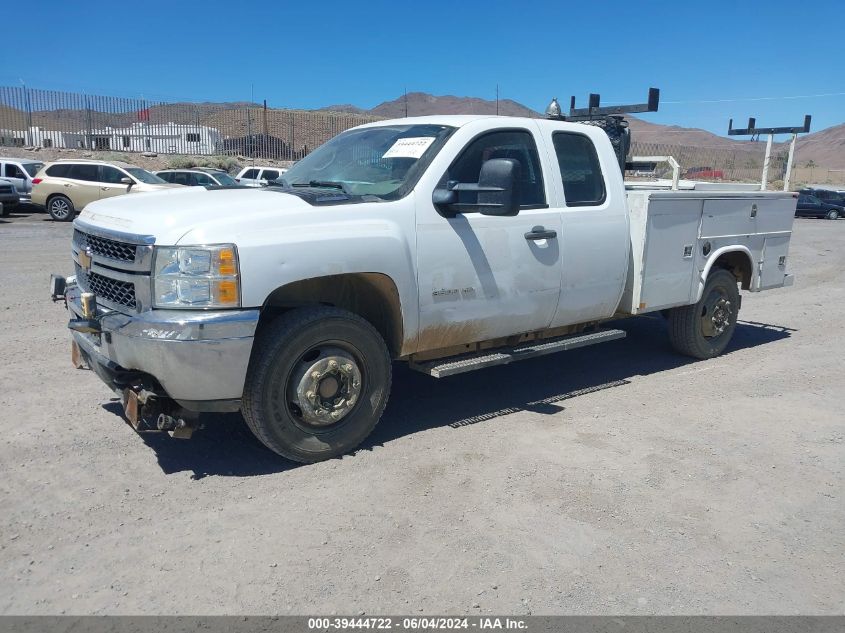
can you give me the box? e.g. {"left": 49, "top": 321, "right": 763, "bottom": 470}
{"left": 191, "top": 173, "right": 213, "bottom": 186}
{"left": 172, "top": 172, "right": 191, "bottom": 186}
{"left": 441, "top": 130, "right": 546, "bottom": 208}
{"left": 241, "top": 168, "right": 258, "bottom": 179}
{"left": 186, "top": 133, "right": 201, "bottom": 143}
{"left": 46, "top": 164, "right": 70, "bottom": 178}
{"left": 5, "top": 164, "right": 24, "bottom": 178}
{"left": 552, "top": 132, "right": 606, "bottom": 206}
{"left": 157, "top": 172, "right": 172, "bottom": 183}
{"left": 100, "top": 166, "right": 127, "bottom": 184}
{"left": 67, "top": 164, "right": 99, "bottom": 181}
{"left": 261, "top": 169, "right": 279, "bottom": 181}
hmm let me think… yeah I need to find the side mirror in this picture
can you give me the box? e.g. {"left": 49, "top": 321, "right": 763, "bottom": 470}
{"left": 120, "top": 177, "right": 132, "bottom": 186}
{"left": 432, "top": 158, "right": 520, "bottom": 217}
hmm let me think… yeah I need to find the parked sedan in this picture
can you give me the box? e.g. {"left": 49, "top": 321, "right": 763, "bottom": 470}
{"left": 795, "top": 194, "right": 843, "bottom": 220}
{"left": 800, "top": 188, "right": 845, "bottom": 208}
{"left": 156, "top": 167, "right": 239, "bottom": 187}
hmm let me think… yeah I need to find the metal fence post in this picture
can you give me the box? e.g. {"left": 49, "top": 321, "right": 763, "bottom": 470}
{"left": 783, "top": 132, "right": 797, "bottom": 191}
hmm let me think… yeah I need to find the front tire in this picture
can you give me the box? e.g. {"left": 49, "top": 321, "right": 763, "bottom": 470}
{"left": 826, "top": 209, "right": 840, "bottom": 220}
{"left": 241, "top": 306, "right": 392, "bottom": 463}
{"left": 47, "top": 195, "right": 75, "bottom": 222}
{"left": 667, "top": 269, "right": 740, "bottom": 359}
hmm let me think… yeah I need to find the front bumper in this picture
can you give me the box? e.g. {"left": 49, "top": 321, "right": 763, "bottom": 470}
{"left": 63, "top": 277, "right": 259, "bottom": 412}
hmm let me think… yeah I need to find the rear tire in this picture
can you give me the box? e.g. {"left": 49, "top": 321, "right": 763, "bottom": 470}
{"left": 667, "top": 269, "right": 740, "bottom": 359}
{"left": 241, "top": 306, "right": 391, "bottom": 463}
{"left": 826, "top": 209, "right": 840, "bottom": 220}
{"left": 47, "top": 195, "right": 74, "bottom": 222}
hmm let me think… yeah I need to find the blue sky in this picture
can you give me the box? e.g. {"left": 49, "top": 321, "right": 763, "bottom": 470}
{"left": 4, "top": 0, "right": 844, "bottom": 137}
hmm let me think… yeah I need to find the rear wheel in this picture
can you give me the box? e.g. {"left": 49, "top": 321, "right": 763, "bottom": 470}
{"left": 47, "top": 195, "right": 74, "bottom": 222}
{"left": 241, "top": 306, "right": 391, "bottom": 463}
{"left": 667, "top": 269, "right": 740, "bottom": 359}
{"left": 826, "top": 209, "right": 840, "bottom": 220}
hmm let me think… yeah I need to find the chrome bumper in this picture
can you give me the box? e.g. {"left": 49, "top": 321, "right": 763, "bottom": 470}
{"left": 64, "top": 277, "right": 259, "bottom": 411}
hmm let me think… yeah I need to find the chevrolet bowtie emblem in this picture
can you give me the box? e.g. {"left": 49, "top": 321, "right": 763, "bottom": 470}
{"left": 78, "top": 247, "right": 93, "bottom": 271}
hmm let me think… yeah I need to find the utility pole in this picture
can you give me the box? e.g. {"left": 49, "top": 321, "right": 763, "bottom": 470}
{"left": 728, "top": 115, "right": 812, "bottom": 191}
{"left": 404, "top": 88, "right": 408, "bottom": 118}
{"left": 496, "top": 84, "right": 499, "bottom": 115}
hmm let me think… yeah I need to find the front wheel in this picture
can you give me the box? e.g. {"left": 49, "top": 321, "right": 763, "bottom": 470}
{"left": 241, "top": 306, "right": 391, "bottom": 463}
{"left": 826, "top": 209, "right": 840, "bottom": 220}
{"left": 667, "top": 269, "right": 740, "bottom": 359}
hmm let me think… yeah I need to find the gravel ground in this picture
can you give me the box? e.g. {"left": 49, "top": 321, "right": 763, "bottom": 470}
{"left": 0, "top": 207, "right": 842, "bottom": 615}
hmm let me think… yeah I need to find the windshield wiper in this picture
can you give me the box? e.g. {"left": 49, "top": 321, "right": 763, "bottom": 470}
{"left": 291, "top": 180, "right": 347, "bottom": 192}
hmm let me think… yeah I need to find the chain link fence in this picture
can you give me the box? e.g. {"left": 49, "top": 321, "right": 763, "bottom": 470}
{"left": 0, "top": 86, "right": 381, "bottom": 162}
{"left": 2, "top": 85, "right": 831, "bottom": 188}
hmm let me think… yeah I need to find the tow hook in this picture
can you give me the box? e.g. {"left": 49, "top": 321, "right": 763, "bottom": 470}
{"left": 156, "top": 413, "right": 196, "bottom": 439}
{"left": 122, "top": 387, "right": 199, "bottom": 439}
{"left": 68, "top": 292, "right": 101, "bottom": 334}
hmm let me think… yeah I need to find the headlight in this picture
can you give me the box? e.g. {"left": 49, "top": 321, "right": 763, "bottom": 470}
{"left": 153, "top": 245, "right": 240, "bottom": 309}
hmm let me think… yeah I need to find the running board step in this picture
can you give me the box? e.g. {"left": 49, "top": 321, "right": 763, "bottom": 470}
{"left": 410, "top": 329, "right": 626, "bottom": 378}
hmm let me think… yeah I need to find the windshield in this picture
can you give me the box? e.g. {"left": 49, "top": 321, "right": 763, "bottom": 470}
{"left": 280, "top": 123, "right": 454, "bottom": 199}
{"left": 23, "top": 162, "right": 44, "bottom": 177}
{"left": 125, "top": 167, "right": 167, "bottom": 184}
{"left": 213, "top": 171, "right": 238, "bottom": 186}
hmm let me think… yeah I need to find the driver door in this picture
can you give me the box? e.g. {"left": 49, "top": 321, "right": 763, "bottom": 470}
{"left": 415, "top": 128, "right": 562, "bottom": 352}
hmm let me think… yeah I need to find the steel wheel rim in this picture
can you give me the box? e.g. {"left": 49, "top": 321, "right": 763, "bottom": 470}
{"left": 285, "top": 343, "right": 364, "bottom": 431}
{"left": 51, "top": 199, "right": 70, "bottom": 219}
{"left": 700, "top": 288, "right": 733, "bottom": 338}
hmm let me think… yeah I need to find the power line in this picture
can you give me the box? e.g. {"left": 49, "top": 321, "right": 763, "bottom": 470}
{"left": 663, "top": 92, "right": 845, "bottom": 105}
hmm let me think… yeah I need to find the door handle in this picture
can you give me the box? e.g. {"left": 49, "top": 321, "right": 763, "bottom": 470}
{"left": 524, "top": 228, "right": 557, "bottom": 240}
{"left": 101, "top": 187, "right": 110, "bottom": 191}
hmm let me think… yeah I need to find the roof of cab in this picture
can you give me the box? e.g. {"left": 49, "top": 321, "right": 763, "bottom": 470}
{"left": 355, "top": 114, "right": 506, "bottom": 129}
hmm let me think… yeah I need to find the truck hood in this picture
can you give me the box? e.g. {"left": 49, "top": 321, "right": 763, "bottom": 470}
{"left": 76, "top": 187, "right": 315, "bottom": 244}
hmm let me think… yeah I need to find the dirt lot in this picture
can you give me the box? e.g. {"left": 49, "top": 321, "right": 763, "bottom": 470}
{"left": 0, "top": 207, "right": 843, "bottom": 615}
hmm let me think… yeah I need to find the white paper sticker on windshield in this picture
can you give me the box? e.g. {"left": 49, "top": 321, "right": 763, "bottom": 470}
{"left": 382, "top": 137, "right": 436, "bottom": 159}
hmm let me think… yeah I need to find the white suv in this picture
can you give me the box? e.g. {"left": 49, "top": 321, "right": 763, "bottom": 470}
{"left": 235, "top": 166, "right": 287, "bottom": 187}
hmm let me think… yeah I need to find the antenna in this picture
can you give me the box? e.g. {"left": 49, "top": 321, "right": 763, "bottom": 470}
{"left": 727, "top": 115, "right": 812, "bottom": 191}
{"left": 404, "top": 88, "right": 408, "bottom": 117}
{"left": 496, "top": 84, "right": 499, "bottom": 116}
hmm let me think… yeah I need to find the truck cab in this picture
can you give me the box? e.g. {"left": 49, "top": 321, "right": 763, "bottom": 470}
{"left": 55, "top": 114, "right": 796, "bottom": 463}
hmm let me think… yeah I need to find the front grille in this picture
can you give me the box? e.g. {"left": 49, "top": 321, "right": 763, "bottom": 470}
{"left": 76, "top": 265, "right": 137, "bottom": 309}
{"left": 74, "top": 229, "right": 137, "bottom": 263}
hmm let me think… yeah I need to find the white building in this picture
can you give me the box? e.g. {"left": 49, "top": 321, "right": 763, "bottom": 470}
{"left": 88, "top": 122, "right": 222, "bottom": 154}
{"left": 1, "top": 122, "right": 222, "bottom": 155}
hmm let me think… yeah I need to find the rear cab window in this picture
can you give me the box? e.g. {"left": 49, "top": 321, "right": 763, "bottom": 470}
{"left": 552, "top": 132, "right": 606, "bottom": 206}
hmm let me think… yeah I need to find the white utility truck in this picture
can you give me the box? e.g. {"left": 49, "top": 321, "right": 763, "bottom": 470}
{"left": 52, "top": 94, "right": 796, "bottom": 462}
